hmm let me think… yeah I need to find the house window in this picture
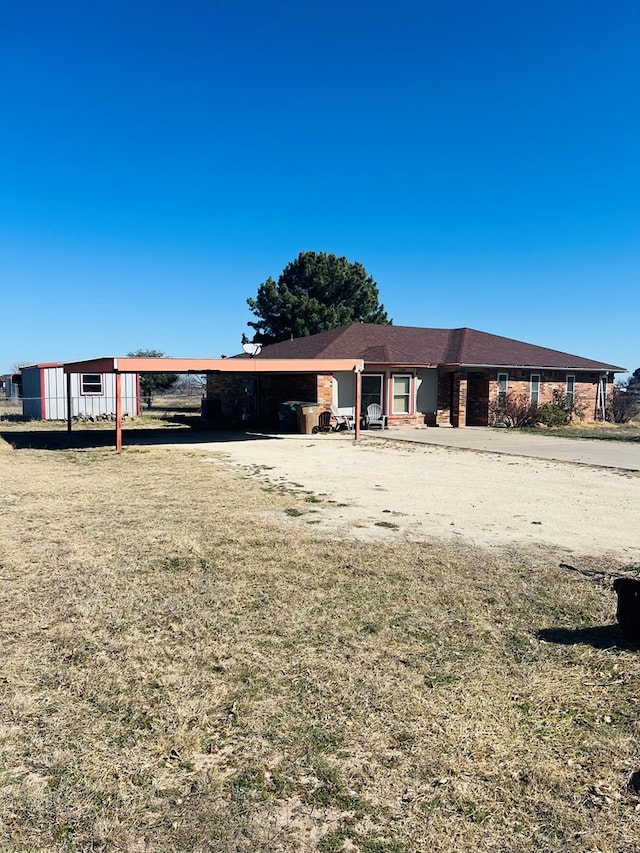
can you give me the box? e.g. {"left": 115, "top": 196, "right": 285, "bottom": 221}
{"left": 497, "top": 372, "right": 508, "bottom": 406}
{"left": 361, "top": 374, "right": 383, "bottom": 411}
{"left": 530, "top": 374, "right": 540, "bottom": 407}
{"left": 81, "top": 374, "right": 103, "bottom": 395}
{"left": 392, "top": 375, "right": 412, "bottom": 414}
{"left": 566, "top": 374, "right": 575, "bottom": 406}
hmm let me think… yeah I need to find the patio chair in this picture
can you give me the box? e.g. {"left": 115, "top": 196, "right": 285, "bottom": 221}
{"left": 330, "top": 404, "right": 354, "bottom": 431}
{"left": 366, "top": 403, "right": 388, "bottom": 429}
{"left": 312, "top": 410, "right": 333, "bottom": 434}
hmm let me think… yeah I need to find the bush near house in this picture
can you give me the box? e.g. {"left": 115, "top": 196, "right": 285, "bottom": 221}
{"left": 490, "top": 389, "right": 585, "bottom": 429}
{"left": 609, "top": 385, "right": 640, "bottom": 424}
{"left": 489, "top": 392, "right": 539, "bottom": 428}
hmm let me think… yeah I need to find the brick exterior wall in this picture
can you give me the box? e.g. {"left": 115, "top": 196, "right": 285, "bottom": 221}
{"left": 466, "top": 372, "right": 490, "bottom": 425}
{"left": 436, "top": 373, "right": 453, "bottom": 425}
{"left": 449, "top": 372, "right": 468, "bottom": 428}
{"left": 381, "top": 414, "right": 426, "bottom": 427}
{"left": 256, "top": 375, "right": 319, "bottom": 427}
{"left": 206, "top": 372, "right": 331, "bottom": 429}
{"left": 486, "top": 369, "right": 613, "bottom": 423}
{"left": 205, "top": 373, "right": 252, "bottom": 427}
{"left": 434, "top": 368, "right": 614, "bottom": 427}
{"left": 316, "top": 374, "right": 333, "bottom": 410}
{"left": 206, "top": 366, "right": 616, "bottom": 430}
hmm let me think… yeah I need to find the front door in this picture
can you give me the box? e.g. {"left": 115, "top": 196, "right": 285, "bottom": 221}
{"left": 361, "top": 374, "right": 383, "bottom": 411}
{"left": 466, "top": 373, "right": 490, "bottom": 425}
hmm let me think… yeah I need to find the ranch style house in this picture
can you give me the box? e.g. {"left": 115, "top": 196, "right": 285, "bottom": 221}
{"left": 206, "top": 323, "right": 625, "bottom": 429}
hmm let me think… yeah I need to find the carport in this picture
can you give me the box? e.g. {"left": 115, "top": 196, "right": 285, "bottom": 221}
{"left": 63, "top": 356, "right": 365, "bottom": 450}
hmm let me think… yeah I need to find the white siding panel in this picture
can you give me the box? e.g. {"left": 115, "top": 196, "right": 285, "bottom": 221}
{"left": 45, "top": 367, "right": 66, "bottom": 419}
{"left": 21, "top": 367, "right": 139, "bottom": 420}
{"left": 72, "top": 373, "right": 138, "bottom": 417}
{"left": 121, "top": 375, "right": 138, "bottom": 416}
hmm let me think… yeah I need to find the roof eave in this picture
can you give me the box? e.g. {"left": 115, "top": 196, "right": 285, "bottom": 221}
{"left": 63, "top": 357, "right": 366, "bottom": 374}
{"left": 456, "top": 363, "right": 625, "bottom": 372}
{"left": 364, "top": 361, "right": 438, "bottom": 369}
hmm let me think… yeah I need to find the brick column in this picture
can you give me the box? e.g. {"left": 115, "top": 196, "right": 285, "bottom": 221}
{"left": 436, "top": 372, "right": 452, "bottom": 425}
{"left": 458, "top": 373, "right": 467, "bottom": 428}
{"left": 451, "top": 372, "right": 467, "bottom": 428}
{"left": 315, "top": 373, "right": 333, "bottom": 410}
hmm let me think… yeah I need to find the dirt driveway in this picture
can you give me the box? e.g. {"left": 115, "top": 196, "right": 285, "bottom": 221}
{"left": 192, "top": 432, "right": 640, "bottom": 565}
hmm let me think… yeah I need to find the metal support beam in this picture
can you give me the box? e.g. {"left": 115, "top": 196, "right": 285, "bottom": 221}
{"left": 66, "top": 372, "right": 72, "bottom": 434}
{"left": 354, "top": 367, "right": 362, "bottom": 442}
{"left": 115, "top": 373, "right": 122, "bottom": 452}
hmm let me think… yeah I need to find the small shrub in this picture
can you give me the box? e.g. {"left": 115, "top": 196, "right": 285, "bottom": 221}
{"left": 490, "top": 388, "right": 585, "bottom": 429}
{"left": 536, "top": 402, "right": 566, "bottom": 426}
{"left": 489, "top": 392, "right": 539, "bottom": 428}
{"left": 547, "top": 388, "right": 586, "bottom": 424}
{"left": 608, "top": 385, "right": 640, "bottom": 424}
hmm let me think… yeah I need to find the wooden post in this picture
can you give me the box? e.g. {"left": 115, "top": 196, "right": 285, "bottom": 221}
{"left": 115, "top": 373, "right": 122, "bottom": 452}
{"left": 354, "top": 367, "right": 362, "bottom": 442}
{"left": 66, "top": 372, "right": 72, "bottom": 433}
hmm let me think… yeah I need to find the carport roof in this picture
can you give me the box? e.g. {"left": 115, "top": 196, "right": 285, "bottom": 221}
{"left": 63, "top": 356, "right": 365, "bottom": 374}
{"left": 61, "top": 356, "right": 366, "bottom": 451}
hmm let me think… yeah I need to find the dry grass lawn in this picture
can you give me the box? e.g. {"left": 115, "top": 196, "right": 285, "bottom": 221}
{"left": 1, "top": 435, "right": 640, "bottom": 851}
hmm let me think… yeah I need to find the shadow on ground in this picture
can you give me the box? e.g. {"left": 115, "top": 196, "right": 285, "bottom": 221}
{"left": 537, "top": 624, "right": 640, "bottom": 651}
{"left": 0, "top": 427, "right": 280, "bottom": 451}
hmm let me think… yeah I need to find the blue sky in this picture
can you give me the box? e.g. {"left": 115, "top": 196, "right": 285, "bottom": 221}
{"left": 2, "top": 0, "right": 638, "bottom": 376}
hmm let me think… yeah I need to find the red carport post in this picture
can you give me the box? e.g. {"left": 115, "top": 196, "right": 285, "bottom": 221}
{"left": 354, "top": 366, "right": 362, "bottom": 442}
{"left": 66, "top": 372, "right": 72, "bottom": 433}
{"left": 115, "top": 373, "right": 122, "bottom": 452}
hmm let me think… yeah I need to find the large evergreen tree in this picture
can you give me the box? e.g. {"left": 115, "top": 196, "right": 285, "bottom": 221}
{"left": 245, "top": 251, "right": 390, "bottom": 344}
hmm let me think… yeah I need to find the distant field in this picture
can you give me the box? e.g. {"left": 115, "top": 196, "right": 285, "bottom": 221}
{"left": 1, "top": 437, "right": 640, "bottom": 851}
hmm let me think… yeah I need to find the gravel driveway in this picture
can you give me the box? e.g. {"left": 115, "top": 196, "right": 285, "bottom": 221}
{"left": 193, "top": 431, "right": 640, "bottom": 565}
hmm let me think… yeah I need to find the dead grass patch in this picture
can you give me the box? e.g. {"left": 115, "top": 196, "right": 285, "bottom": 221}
{"left": 0, "top": 444, "right": 639, "bottom": 851}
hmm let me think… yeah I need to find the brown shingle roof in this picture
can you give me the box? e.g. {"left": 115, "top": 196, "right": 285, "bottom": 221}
{"left": 246, "top": 324, "right": 624, "bottom": 372}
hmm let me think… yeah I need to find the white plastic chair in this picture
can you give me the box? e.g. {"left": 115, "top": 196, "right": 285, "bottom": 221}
{"left": 330, "top": 404, "right": 354, "bottom": 431}
{"left": 366, "top": 403, "right": 387, "bottom": 429}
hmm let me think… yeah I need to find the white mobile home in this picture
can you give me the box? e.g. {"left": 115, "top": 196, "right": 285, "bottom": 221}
{"left": 21, "top": 363, "right": 140, "bottom": 420}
